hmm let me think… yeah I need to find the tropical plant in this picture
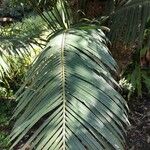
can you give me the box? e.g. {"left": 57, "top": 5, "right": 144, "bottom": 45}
{"left": 8, "top": 0, "right": 150, "bottom": 150}
{"left": 8, "top": 0, "right": 130, "bottom": 150}
{"left": 0, "top": 14, "right": 48, "bottom": 96}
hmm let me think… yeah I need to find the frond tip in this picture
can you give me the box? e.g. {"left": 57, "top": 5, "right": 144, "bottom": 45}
{"left": 10, "top": 26, "right": 129, "bottom": 150}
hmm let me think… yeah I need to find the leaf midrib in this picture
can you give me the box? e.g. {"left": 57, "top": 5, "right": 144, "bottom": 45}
{"left": 61, "top": 31, "right": 67, "bottom": 150}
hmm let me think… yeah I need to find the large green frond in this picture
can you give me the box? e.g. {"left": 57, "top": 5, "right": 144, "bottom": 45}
{"left": 10, "top": 26, "right": 129, "bottom": 150}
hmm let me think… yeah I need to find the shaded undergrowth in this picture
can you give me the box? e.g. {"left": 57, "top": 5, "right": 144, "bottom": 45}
{"left": 126, "top": 93, "right": 150, "bottom": 150}
{"left": 0, "top": 99, "right": 17, "bottom": 150}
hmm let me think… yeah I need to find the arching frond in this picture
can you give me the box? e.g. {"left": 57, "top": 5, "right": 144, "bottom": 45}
{"left": 9, "top": 26, "right": 129, "bottom": 150}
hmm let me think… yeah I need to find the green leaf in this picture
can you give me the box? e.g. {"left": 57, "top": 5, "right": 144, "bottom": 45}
{"left": 10, "top": 26, "right": 129, "bottom": 150}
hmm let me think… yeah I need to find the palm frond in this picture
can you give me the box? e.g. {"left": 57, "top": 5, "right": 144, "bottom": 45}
{"left": 9, "top": 26, "right": 129, "bottom": 150}
{"left": 0, "top": 15, "right": 47, "bottom": 79}
{"left": 29, "top": 0, "right": 72, "bottom": 31}
{"left": 109, "top": 0, "right": 150, "bottom": 44}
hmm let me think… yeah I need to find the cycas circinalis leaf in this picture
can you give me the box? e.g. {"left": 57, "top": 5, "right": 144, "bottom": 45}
{"left": 10, "top": 26, "right": 129, "bottom": 150}
{"left": 109, "top": 0, "right": 150, "bottom": 44}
